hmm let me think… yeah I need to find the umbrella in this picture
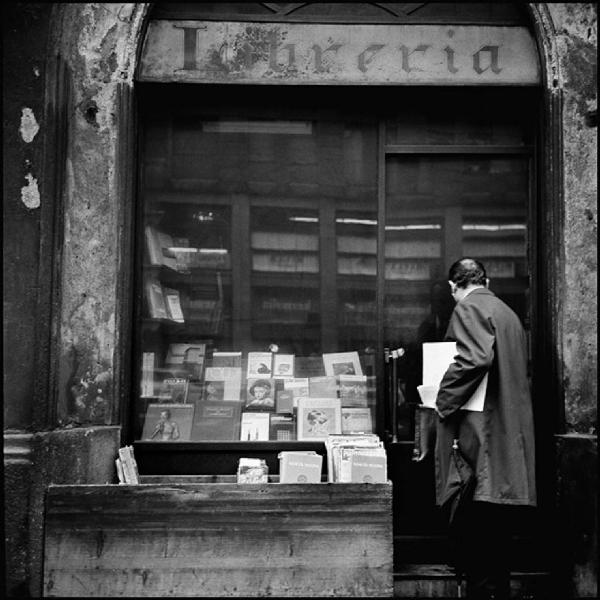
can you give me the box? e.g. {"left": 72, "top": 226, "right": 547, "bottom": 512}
{"left": 441, "top": 438, "right": 477, "bottom": 589}
{"left": 441, "top": 438, "right": 477, "bottom": 529}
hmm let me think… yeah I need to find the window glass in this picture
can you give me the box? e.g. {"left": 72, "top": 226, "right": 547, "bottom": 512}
{"left": 385, "top": 89, "right": 535, "bottom": 146}
{"left": 385, "top": 155, "right": 530, "bottom": 435}
{"left": 136, "top": 92, "right": 378, "bottom": 443}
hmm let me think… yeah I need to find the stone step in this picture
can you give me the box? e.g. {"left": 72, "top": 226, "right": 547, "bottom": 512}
{"left": 394, "top": 564, "right": 551, "bottom": 599}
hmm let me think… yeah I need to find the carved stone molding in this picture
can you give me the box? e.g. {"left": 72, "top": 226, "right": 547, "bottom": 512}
{"left": 3, "top": 432, "right": 34, "bottom": 465}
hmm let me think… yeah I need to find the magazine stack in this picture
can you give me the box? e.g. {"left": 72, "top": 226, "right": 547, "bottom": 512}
{"left": 325, "top": 434, "right": 387, "bottom": 483}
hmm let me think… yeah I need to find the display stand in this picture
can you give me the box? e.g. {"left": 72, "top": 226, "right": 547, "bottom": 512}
{"left": 43, "top": 478, "right": 393, "bottom": 597}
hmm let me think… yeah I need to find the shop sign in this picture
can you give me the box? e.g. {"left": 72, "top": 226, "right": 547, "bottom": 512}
{"left": 139, "top": 21, "right": 540, "bottom": 85}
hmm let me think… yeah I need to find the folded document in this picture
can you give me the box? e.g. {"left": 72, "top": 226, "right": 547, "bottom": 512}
{"left": 418, "top": 342, "right": 487, "bottom": 412}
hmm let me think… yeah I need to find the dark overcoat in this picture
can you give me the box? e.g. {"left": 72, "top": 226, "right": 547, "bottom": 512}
{"left": 435, "top": 288, "right": 537, "bottom": 506}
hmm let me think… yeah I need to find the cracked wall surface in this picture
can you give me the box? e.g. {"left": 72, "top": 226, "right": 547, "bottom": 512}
{"left": 548, "top": 3, "right": 597, "bottom": 434}
{"left": 51, "top": 3, "right": 148, "bottom": 427}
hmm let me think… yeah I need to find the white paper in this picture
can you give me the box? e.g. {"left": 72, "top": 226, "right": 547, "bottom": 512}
{"left": 240, "top": 412, "right": 270, "bottom": 441}
{"left": 421, "top": 342, "right": 487, "bottom": 411}
{"left": 423, "top": 342, "right": 458, "bottom": 387}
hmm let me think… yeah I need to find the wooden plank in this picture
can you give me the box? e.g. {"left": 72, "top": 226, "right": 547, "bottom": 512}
{"left": 44, "top": 483, "right": 393, "bottom": 597}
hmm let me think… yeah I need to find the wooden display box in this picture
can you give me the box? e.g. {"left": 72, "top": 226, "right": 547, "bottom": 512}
{"left": 43, "top": 478, "right": 393, "bottom": 597}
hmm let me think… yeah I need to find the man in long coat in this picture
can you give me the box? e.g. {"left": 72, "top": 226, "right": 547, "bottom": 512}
{"left": 435, "top": 258, "right": 537, "bottom": 600}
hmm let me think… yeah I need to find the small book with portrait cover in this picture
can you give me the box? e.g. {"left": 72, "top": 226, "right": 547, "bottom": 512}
{"left": 245, "top": 378, "right": 276, "bottom": 411}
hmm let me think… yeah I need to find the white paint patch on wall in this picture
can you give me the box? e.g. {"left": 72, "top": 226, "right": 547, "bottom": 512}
{"left": 21, "top": 173, "right": 40, "bottom": 209}
{"left": 20, "top": 107, "right": 40, "bottom": 143}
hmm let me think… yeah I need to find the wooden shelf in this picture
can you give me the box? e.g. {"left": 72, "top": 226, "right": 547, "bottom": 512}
{"left": 251, "top": 272, "right": 320, "bottom": 288}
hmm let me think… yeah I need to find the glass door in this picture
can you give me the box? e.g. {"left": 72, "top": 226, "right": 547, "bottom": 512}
{"left": 383, "top": 151, "right": 533, "bottom": 559}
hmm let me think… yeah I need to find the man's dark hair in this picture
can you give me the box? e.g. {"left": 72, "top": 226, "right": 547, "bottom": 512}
{"left": 448, "top": 258, "right": 487, "bottom": 288}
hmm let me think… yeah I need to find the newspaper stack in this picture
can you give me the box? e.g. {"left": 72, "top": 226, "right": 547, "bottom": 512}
{"left": 325, "top": 434, "right": 387, "bottom": 483}
{"left": 115, "top": 445, "right": 140, "bottom": 484}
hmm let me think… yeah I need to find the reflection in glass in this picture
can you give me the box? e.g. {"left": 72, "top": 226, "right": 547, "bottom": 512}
{"left": 136, "top": 95, "right": 378, "bottom": 442}
{"left": 384, "top": 155, "right": 530, "bottom": 437}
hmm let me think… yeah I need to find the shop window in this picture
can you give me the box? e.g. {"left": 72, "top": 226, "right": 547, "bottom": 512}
{"left": 135, "top": 85, "right": 381, "bottom": 444}
{"left": 133, "top": 85, "right": 536, "bottom": 450}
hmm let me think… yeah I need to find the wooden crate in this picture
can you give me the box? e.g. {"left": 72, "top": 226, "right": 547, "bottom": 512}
{"left": 43, "top": 480, "right": 393, "bottom": 597}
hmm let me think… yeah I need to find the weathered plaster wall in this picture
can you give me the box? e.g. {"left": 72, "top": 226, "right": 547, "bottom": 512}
{"left": 51, "top": 3, "right": 148, "bottom": 427}
{"left": 547, "top": 3, "right": 598, "bottom": 434}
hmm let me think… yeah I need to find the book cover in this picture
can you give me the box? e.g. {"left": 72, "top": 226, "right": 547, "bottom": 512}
{"left": 322, "top": 351, "right": 363, "bottom": 377}
{"left": 157, "top": 231, "right": 177, "bottom": 270}
{"left": 240, "top": 412, "right": 270, "bottom": 441}
{"left": 270, "top": 414, "right": 296, "bottom": 441}
{"left": 204, "top": 366, "right": 242, "bottom": 402}
{"left": 141, "top": 403, "right": 194, "bottom": 441}
{"left": 341, "top": 408, "right": 373, "bottom": 434}
{"left": 118, "top": 445, "right": 140, "bottom": 484}
{"left": 338, "top": 443, "right": 383, "bottom": 482}
{"left": 308, "top": 376, "right": 338, "bottom": 398}
{"left": 350, "top": 449, "right": 388, "bottom": 483}
{"left": 145, "top": 225, "right": 163, "bottom": 266}
{"left": 247, "top": 352, "right": 273, "bottom": 377}
{"left": 158, "top": 376, "right": 189, "bottom": 403}
{"left": 145, "top": 279, "right": 169, "bottom": 319}
{"left": 275, "top": 389, "right": 294, "bottom": 414}
{"left": 339, "top": 375, "right": 368, "bottom": 407}
{"left": 163, "top": 287, "right": 185, "bottom": 323}
{"left": 245, "top": 378, "right": 275, "bottom": 411}
{"left": 186, "top": 380, "right": 204, "bottom": 403}
{"left": 115, "top": 458, "right": 125, "bottom": 484}
{"left": 272, "top": 354, "right": 295, "bottom": 378}
{"left": 166, "top": 342, "right": 207, "bottom": 364}
{"left": 191, "top": 402, "right": 241, "bottom": 441}
{"left": 279, "top": 451, "right": 322, "bottom": 483}
{"left": 294, "top": 356, "right": 326, "bottom": 378}
{"left": 284, "top": 378, "right": 309, "bottom": 407}
{"left": 296, "top": 397, "right": 342, "bottom": 441}
{"left": 211, "top": 351, "right": 242, "bottom": 368}
{"left": 141, "top": 352, "right": 155, "bottom": 397}
{"left": 324, "top": 434, "right": 382, "bottom": 482}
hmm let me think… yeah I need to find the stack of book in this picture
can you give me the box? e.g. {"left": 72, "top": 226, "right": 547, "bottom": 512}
{"left": 325, "top": 434, "right": 387, "bottom": 483}
{"left": 237, "top": 458, "right": 269, "bottom": 483}
{"left": 115, "top": 445, "right": 140, "bottom": 484}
